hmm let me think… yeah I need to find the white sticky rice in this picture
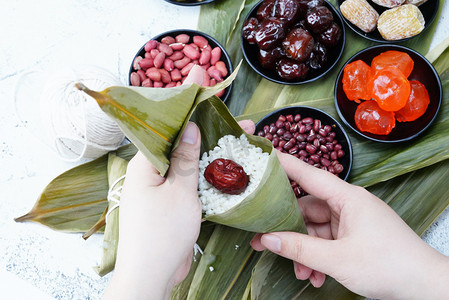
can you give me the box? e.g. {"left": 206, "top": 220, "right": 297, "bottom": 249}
{"left": 198, "top": 134, "right": 269, "bottom": 216}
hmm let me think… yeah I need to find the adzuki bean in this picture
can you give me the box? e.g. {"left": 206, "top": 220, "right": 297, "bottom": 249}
{"left": 256, "top": 113, "right": 346, "bottom": 198}
{"left": 130, "top": 33, "right": 229, "bottom": 99}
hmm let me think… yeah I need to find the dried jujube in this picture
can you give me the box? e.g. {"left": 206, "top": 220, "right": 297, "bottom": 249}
{"left": 319, "top": 22, "right": 342, "bottom": 47}
{"left": 276, "top": 58, "right": 309, "bottom": 80}
{"left": 282, "top": 28, "right": 315, "bottom": 62}
{"left": 255, "top": 17, "right": 286, "bottom": 50}
{"left": 274, "top": 0, "right": 300, "bottom": 25}
{"left": 242, "top": 17, "right": 259, "bottom": 44}
{"left": 204, "top": 158, "right": 249, "bottom": 195}
{"left": 259, "top": 46, "right": 286, "bottom": 70}
{"left": 306, "top": 6, "right": 334, "bottom": 34}
{"left": 308, "top": 42, "right": 327, "bottom": 69}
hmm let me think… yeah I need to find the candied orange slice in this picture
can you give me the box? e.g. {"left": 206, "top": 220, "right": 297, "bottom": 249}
{"left": 395, "top": 80, "right": 430, "bottom": 122}
{"left": 369, "top": 66, "right": 411, "bottom": 111}
{"left": 355, "top": 100, "right": 396, "bottom": 135}
{"left": 371, "top": 50, "right": 414, "bottom": 77}
{"left": 342, "top": 60, "right": 372, "bottom": 102}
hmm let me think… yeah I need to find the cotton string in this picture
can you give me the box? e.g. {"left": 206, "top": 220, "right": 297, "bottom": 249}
{"left": 105, "top": 174, "right": 126, "bottom": 224}
{"left": 39, "top": 66, "right": 126, "bottom": 162}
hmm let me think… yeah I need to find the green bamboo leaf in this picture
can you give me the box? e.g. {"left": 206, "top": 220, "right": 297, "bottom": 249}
{"left": 94, "top": 153, "right": 128, "bottom": 276}
{"left": 198, "top": 0, "right": 262, "bottom": 115}
{"left": 187, "top": 225, "right": 256, "bottom": 300}
{"left": 15, "top": 143, "right": 137, "bottom": 232}
{"left": 77, "top": 83, "right": 201, "bottom": 176}
{"left": 191, "top": 97, "right": 305, "bottom": 233}
{"left": 171, "top": 222, "right": 216, "bottom": 300}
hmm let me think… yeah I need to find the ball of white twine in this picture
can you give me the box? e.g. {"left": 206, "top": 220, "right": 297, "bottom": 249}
{"left": 40, "top": 66, "right": 126, "bottom": 161}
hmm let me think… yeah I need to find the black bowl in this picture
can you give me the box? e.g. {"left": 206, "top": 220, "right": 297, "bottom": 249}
{"left": 241, "top": 0, "right": 346, "bottom": 85}
{"left": 334, "top": 44, "right": 442, "bottom": 143}
{"left": 337, "top": 0, "right": 439, "bottom": 43}
{"left": 164, "top": 0, "right": 214, "bottom": 6}
{"left": 129, "top": 29, "right": 233, "bottom": 103}
{"left": 255, "top": 106, "right": 353, "bottom": 181}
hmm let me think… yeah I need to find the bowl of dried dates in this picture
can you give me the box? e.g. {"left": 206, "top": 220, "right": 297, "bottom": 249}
{"left": 334, "top": 44, "right": 442, "bottom": 143}
{"left": 255, "top": 106, "right": 353, "bottom": 197}
{"left": 129, "top": 29, "right": 233, "bottom": 103}
{"left": 337, "top": 0, "right": 439, "bottom": 43}
{"left": 241, "top": 0, "right": 346, "bottom": 85}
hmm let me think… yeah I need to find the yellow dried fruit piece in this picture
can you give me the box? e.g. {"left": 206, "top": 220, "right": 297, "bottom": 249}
{"left": 372, "top": 0, "right": 405, "bottom": 8}
{"left": 340, "top": 0, "right": 379, "bottom": 33}
{"left": 378, "top": 4, "right": 425, "bottom": 40}
{"left": 405, "top": 0, "right": 428, "bottom": 6}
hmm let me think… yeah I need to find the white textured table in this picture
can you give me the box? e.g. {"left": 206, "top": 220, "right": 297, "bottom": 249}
{"left": 0, "top": 1, "right": 448, "bottom": 299}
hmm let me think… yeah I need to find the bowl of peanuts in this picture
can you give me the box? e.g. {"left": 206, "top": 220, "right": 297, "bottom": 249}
{"left": 129, "top": 29, "right": 234, "bottom": 103}
{"left": 255, "top": 106, "right": 353, "bottom": 196}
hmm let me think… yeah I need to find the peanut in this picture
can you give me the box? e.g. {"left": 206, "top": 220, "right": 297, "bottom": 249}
{"left": 176, "top": 34, "right": 190, "bottom": 44}
{"left": 193, "top": 35, "right": 208, "bottom": 49}
{"left": 183, "top": 44, "right": 200, "bottom": 60}
{"left": 210, "top": 47, "right": 221, "bottom": 65}
{"left": 130, "top": 72, "right": 141, "bottom": 86}
{"left": 153, "top": 52, "right": 166, "bottom": 69}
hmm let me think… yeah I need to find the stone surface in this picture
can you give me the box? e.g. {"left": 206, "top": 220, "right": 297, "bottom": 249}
{"left": 0, "top": 0, "right": 448, "bottom": 299}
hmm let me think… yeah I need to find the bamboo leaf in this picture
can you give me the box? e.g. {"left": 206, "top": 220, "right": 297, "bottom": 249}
{"left": 187, "top": 225, "right": 256, "bottom": 300}
{"left": 15, "top": 143, "right": 137, "bottom": 232}
{"left": 94, "top": 153, "right": 128, "bottom": 276}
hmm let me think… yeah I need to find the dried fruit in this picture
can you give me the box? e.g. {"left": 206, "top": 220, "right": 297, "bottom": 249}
{"left": 377, "top": 4, "right": 425, "bottom": 41}
{"left": 297, "top": 0, "right": 324, "bottom": 17}
{"left": 204, "top": 158, "right": 249, "bottom": 195}
{"left": 306, "top": 6, "right": 334, "bottom": 34}
{"left": 276, "top": 58, "right": 309, "bottom": 80}
{"left": 340, "top": 0, "right": 379, "bottom": 33}
{"left": 343, "top": 60, "right": 373, "bottom": 102}
{"left": 355, "top": 100, "right": 396, "bottom": 135}
{"left": 257, "top": 0, "right": 276, "bottom": 20}
{"left": 372, "top": 0, "right": 405, "bottom": 8}
{"left": 282, "top": 28, "right": 315, "bottom": 62}
{"left": 405, "top": 0, "right": 428, "bottom": 5}
{"left": 308, "top": 42, "right": 327, "bottom": 69}
{"left": 369, "top": 66, "right": 411, "bottom": 111}
{"left": 371, "top": 50, "right": 414, "bottom": 78}
{"left": 242, "top": 17, "right": 259, "bottom": 44}
{"left": 395, "top": 80, "right": 430, "bottom": 122}
{"left": 318, "top": 22, "right": 342, "bottom": 47}
{"left": 274, "top": 0, "right": 300, "bottom": 25}
{"left": 259, "top": 46, "right": 286, "bottom": 70}
{"left": 255, "top": 17, "right": 286, "bottom": 50}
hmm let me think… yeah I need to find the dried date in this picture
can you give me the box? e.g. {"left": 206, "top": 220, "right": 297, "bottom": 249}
{"left": 259, "top": 46, "right": 286, "bottom": 70}
{"left": 319, "top": 22, "right": 342, "bottom": 47}
{"left": 243, "top": 17, "right": 259, "bottom": 44}
{"left": 276, "top": 58, "right": 309, "bottom": 80}
{"left": 306, "top": 6, "right": 334, "bottom": 34}
{"left": 282, "top": 28, "right": 315, "bottom": 62}
{"left": 254, "top": 17, "right": 286, "bottom": 50}
{"left": 204, "top": 158, "right": 249, "bottom": 195}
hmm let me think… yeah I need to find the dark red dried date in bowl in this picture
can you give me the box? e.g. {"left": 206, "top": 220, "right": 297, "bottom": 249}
{"left": 255, "top": 106, "right": 353, "bottom": 190}
{"left": 241, "top": 0, "right": 345, "bottom": 85}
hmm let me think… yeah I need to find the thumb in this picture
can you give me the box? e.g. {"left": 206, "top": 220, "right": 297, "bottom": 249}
{"left": 260, "top": 232, "right": 338, "bottom": 275}
{"left": 166, "top": 122, "right": 201, "bottom": 187}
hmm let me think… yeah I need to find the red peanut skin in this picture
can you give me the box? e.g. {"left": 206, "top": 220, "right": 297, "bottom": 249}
{"left": 210, "top": 47, "right": 222, "bottom": 65}
{"left": 150, "top": 49, "right": 160, "bottom": 59}
{"left": 153, "top": 81, "right": 164, "bottom": 88}
{"left": 158, "top": 43, "right": 173, "bottom": 56}
{"left": 138, "top": 58, "right": 154, "bottom": 70}
{"left": 142, "top": 78, "right": 153, "bottom": 87}
{"left": 181, "top": 62, "right": 195, "bottom": 76}
{"left": 169, "top": 51, "right": 184, "bottom": 61}
{"left": 153, "top": 52, "right": 166, "bottom": 69}
{"left": 164, "top": 58, "right": 174, "bottom": 72}
{"left": 144, "top": 40, "right": 158, "bottom": 52}
{"left": 133, "top": 56, "right": 143, "bottom": 70}
{"left": 193, "top": 35, "right": 208, "bottom": 48}
{"left": 146, "top": 67, "right": 161, "bottom": 82}
{"left": 176, "top": 33, "right": 190, "bottom": 44}
{"left": 215, "top": 61, "right": 228, "bottom": 77}
{"left": 199, "top": 49, "right": 211, "bottom": 65}
{"left": 174, "top": 57, "right": 191, "bottom": 69}
{"left": 161, "top": 36, "right": 175, "bottom": 45}
{"left": 183, "top": 44, "right": 200, "bottom": 60}
{"left": 170, "top": 69, "right": 182, "bottom": 82}
{"left": 130, "top": 72, "right": 141, "bottom": 86}
{"left": 136, "top": 69, "right": 147, "bottom": 82}
{"left": 159, "top": 69, "right": 171, "bottom": 84}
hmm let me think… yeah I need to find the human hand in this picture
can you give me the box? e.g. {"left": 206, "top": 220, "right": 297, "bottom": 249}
{"left": 251, "top": 151, "right": 449, "bottom": 299}
{"left": 103, "top": 122, "right": 202, "bottom": 300}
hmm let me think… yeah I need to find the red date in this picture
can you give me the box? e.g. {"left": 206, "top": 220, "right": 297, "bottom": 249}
{"left": 282, "top": 28, "right": 314, "bottom": 62}
{"left": 255, "top": 17, "right": 286, "bottom": 50}
{"left": 204, "top": 159, "right": 249, "bottom": 195}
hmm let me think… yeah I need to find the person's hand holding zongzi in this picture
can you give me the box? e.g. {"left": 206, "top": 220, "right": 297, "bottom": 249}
{"left": 103, "top": 122, "right": 202, "bottom": 300}
{"left": 251, "top": 152, "right": 449, "bottom": 299}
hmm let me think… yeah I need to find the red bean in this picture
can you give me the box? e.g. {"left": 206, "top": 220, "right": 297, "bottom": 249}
{"left": 302, "top": 117, "right": 313, "bottom": 124}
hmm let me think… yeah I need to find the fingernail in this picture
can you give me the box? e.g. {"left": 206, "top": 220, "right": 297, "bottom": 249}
{"left": 181, "top": 122, "right": 198, "bottom": 145}
{"left": 262, "top": 234, "right": 281, "bottom": 253}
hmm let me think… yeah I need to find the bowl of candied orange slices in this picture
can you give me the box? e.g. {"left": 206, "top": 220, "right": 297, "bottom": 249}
{"left": 334, "top": 44, "right": 442, "bottom": 142}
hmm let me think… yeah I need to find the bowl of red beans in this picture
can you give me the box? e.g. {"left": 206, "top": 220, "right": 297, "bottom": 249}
{"left": 255, "top": 106, "right": 353, "bottom": 197}
{"left": 129, "top": 29, "right": 233, "bottom": 103}
{"left": 241, "top": 0, "right": 345, "bottom": 85}
{"left": 334, "top": 44, "right": 442, "bottom": 143}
